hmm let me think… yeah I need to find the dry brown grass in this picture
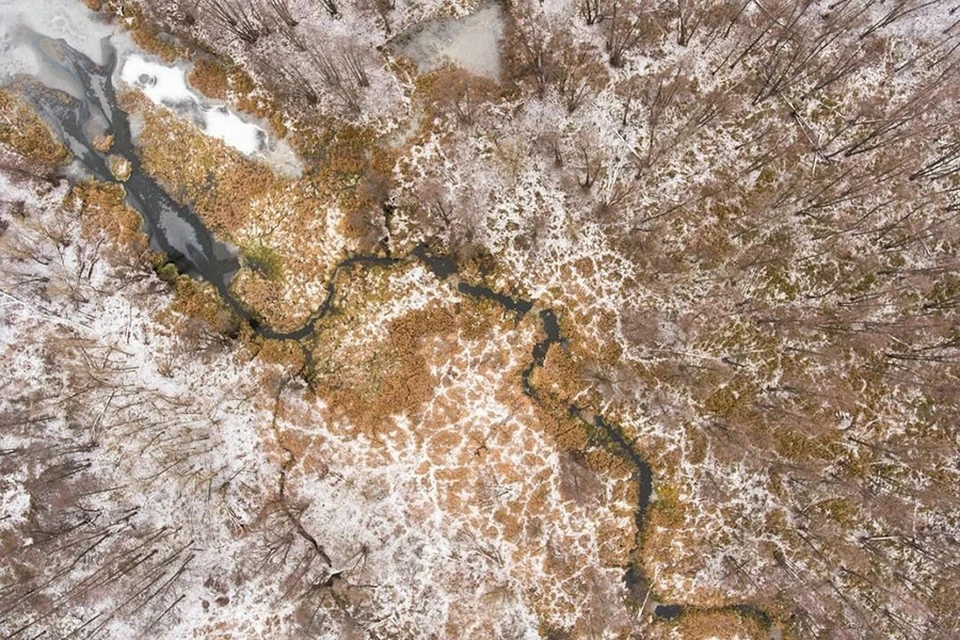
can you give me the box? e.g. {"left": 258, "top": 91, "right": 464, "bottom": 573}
{"left": 123, "top": 91, "right": 277, "bottom": 236}
{"left": 648, "top": 609, "right": 768, "bottom": 640}
{"left": 250, "top": 263, "right": 648, "bottom": 635}
{"left": 188, "top": 58, "right": 233, "bottom": 101}
{"left": 92, "top": 133, "right": 114, "bottom": 153}
{"left": 313, "top": 303, "right": 457, "bottom": 436}
{"left": 0, "top": 88, "right": 70, "bottom": 168}
{"left": 157, "top": 275, "right": 241, "bottom": 336}
{"left": 415, "top": 65, "right": 503, "bottom": 127}
{"left": 252, "top": 338, "right": 306, "bottom": 371}
{"left": 189, "top": 57, "right": 288, "bottom": 137}
{"left": 122, "top": 89, "right": 402, "bottom": 328}
{"left": 65, "top": 179, "right": 154, "bottom": 266}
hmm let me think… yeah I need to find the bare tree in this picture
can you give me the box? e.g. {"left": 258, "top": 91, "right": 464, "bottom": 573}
{"left": 257, "top": 55, "right": 320, "bottom": 105}
{"left": 507, "top": 10, "right": 554, "bottom": 97}
{"left": 604, "top": 0, "right": 672, "bottom": 67}
{"left": 266, "top": 0, "right": 298, "bottom": 27}
{"left": 556, "top": 32, "right": 607, "bottom": 113}
{"left": 306, "top": 43, "right": 371, "bottom": 116}
{"left": 174, "top": 0, "right": 203, "bottom": 25}
{"left": 576, "top": 131, "right": 604, "bottom": 189}
{"left": 430, "top": 68, "right": 497, "bottom": 127}
{"left": 358, "top": 0, "right": 394, "bottom": 33}
{"left": 275, "top": 19, "right": 307, "bottom": 50}
{"left": 205, "top": 0, "right": 268, "bottom": 44}
{"left": 318, "top": 0, "right": 340, "bottom": 18}
{"left": 859, "top": 0, "right": 944, "bottom": 40}
{"left": 606, "top": 0, "right": 646, "bottom": 67}
{"left": 675, "top": 0, "right": 705, "bottom": 46}
{"left": 580, "top": 0, "right": 607, "bottom": 25}
{"left": 506, "top": 17, "right": 606, "bottom": 111}
{"left": 628, "top": 66, "right": 688, "bottom": 175}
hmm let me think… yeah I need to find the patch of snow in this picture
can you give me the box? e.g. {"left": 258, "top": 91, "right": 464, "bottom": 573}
{"left": 0, "top": 478, "right": 29, "bottom": 529}
{"left": 120, "top": 54, "right": 267, "bottom": 157}
{"left": 200, "top": 104, "right": 264, "bottom": 156}
{"left": 119, "top": 54, "right": 194, "bottom": 104}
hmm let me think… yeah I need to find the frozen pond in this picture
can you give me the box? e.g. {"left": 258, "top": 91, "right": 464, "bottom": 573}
{"left": 391, "top": 2, "right": 506, "bottom": 80}
{"left": 0, "top": 0, "right": 299, "bottom": 170}
{"left": 0, "top": 0, "right": 119, "bottom": 79}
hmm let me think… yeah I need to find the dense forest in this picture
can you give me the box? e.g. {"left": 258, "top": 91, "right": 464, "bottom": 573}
{"left": 1, "top": 0, "right": 960, "bottom": 638}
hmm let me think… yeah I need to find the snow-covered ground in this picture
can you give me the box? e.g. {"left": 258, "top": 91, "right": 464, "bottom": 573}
{"left": 0, "top": 161, "right": 639, "bottom": 638}
{"left": 4, "top": 0, "right": 960, "bottom": 637}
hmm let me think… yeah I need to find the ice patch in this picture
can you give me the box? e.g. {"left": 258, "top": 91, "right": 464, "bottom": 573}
{"left": 119, "top": 54, "right": 193, "bottom": 104}
{"left": 201, "top": 105, "right": 264, "bottom": 156}
{"left": 120, "top": 54, "right": 266, "bottom": 156}
{"left": 393, "top": 2, "right": 505, "bottom": 79}
{"left": 0, "top": 0, "right": 119, "bottom": 76}
{"left": 0, "top": 0, "right": 291, "bottom": 168}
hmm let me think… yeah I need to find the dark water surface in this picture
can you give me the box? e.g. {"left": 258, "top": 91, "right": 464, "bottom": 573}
{"left": 24, "top": 32, "right": 241, "bottom": 294}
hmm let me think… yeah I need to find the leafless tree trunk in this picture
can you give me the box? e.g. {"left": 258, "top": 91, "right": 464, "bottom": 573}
{"left": 606, "top": 0, "right": 646, "bottom": 67}
{"left": 258, "top": 55, "right": 320, "bottom": 105}
{"left": 580, "top": 0, "right": 606, "bottom": 25}
{"left": 306, "top": 44, "right": 370, "bottom": 116}
{"left": 266, "top": 0, "right": 298, "bottom": 27}
{"left": 205, "top": 0, "right": 268, "bottom": 44}
{"left": 317, "top": 0, "right": 339, "bottom": 18}
{"left": 577, "top": 133, "right": 603, "bottom": 189}
{"left": 511, "top": 17, "right": 553, "bottom": 97}
{"left": 675, "top": 0, "right": 704, "bottom": 46}
{"left": 557, "top": 37, "right": 606, "bottom": 113}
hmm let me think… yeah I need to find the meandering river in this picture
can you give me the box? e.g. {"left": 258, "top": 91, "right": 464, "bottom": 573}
{"left": 1, "top": 3, "right": 779, "bottom": 634}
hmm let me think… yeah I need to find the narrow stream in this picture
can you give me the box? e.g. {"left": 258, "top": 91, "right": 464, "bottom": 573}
{"left": 22, "top": 31, "right": 241, "bottom": 295}
{"left": 8, "top": 26, "right": 777, "bottom": 636}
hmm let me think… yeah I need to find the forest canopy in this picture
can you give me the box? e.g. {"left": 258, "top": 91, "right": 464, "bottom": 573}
{"left": 1, "top": 0, "right": 960, "bottom": 638}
